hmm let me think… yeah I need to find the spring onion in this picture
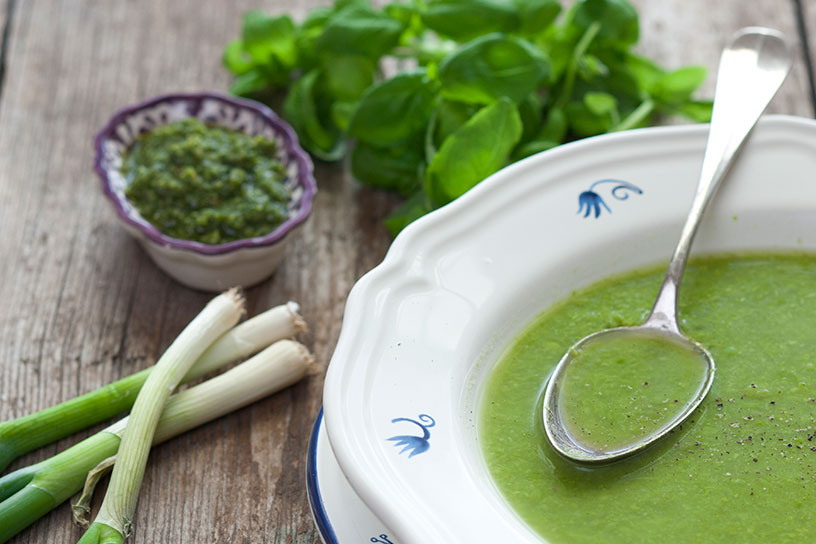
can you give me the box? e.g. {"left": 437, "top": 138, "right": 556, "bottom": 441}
{"left": 0, "top": 301, "right": 305, "bottom": 473}
{"left": 0, "top": 339, "right": 312, "bottom": 543}
{"left": 75, "top": 289, "right": 245, "bottom": 543}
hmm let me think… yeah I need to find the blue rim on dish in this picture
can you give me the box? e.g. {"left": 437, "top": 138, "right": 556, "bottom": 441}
{"left": 93, "top": 91, "right": 317, "bottom": 256}
{"left": 307, "top": 408, "right": 340, "bottom": 544}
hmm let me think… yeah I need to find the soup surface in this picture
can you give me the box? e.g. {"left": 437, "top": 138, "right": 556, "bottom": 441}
{"left": 481, "top": 254, "right": 816, "bottom": 543}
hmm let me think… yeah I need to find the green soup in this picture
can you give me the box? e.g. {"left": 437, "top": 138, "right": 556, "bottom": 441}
{"left": 558, "top": 331, "right": 709, "bottom": 451}
{"left": 481, "top": 254, "right": 816, "bottom": 543}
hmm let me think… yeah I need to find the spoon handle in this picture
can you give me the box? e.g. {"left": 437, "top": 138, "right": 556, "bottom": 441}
{"left": 646, "top": 27, "right": 792, "bottom": 332}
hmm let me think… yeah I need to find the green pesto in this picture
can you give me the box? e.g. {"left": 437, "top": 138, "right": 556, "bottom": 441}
{"left": 481, "top": 254, "right": 816, "bottom": 543}
{"left": 559, "top": 331, "right": 708, "bottom": 451}
{"left": 123, "top": 119, "right": 290, "bottom": 245}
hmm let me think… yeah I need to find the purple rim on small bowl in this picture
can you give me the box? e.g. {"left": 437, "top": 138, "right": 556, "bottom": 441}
{"left": 94, "top": 91, "right": 316, "bottom": 256}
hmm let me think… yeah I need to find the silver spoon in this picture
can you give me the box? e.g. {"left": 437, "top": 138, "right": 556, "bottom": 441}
{"left": 542, "top": 27, "right": 793, "bottom": 464}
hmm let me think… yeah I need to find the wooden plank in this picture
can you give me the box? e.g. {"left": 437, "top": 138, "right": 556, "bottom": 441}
{"left": 0, "top": 0, "right": 394, "bottom": 542}
{"left": 0, "top": 0, "right": 10, "bottom": 101}
{"left": 1, "top": 1, "right": 812, "bottom": 543}
{"left": 797, "top": 0, "right": 816, "bottom": 111}
{"left": 631, "top": 0, "right": 814, "bottom": 117}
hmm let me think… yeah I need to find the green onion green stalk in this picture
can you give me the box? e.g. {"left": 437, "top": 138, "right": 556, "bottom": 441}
{"left": 0, "top": 339, "right": 312, "bottom": 543}
{"left": 0, "top": 301, "right": 305, "bottom": 474}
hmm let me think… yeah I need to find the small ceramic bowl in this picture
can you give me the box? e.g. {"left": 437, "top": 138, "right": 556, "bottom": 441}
{"left": 94, "top": 92, "right": 316, "bottom": 291}
{"left": 322, "top": 116, "right": 816, "bottom": 543}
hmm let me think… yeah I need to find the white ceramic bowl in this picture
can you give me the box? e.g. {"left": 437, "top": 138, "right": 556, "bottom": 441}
{"left": 94, "top": 92, "right": 316, "bottom": 291}
{"left": 322, "top": 115, "right": 816, "bottom": 543}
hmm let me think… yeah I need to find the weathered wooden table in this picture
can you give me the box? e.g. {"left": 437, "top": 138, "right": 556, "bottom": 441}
{"left": 0, "top": 1, "right": 815, "bottom": 542}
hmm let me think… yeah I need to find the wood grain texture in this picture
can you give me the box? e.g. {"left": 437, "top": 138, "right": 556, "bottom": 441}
{"left": 0, "top": 0, "right": 11, "bottom": 102}
{"left": 630, "top": 0, "right": 814, "bottom": 117}
{"left": 798, "top": 0, "right": 816, "bottom": 109}
{"left": 0, "top": 0, "right": 395, "bottom": 542}
{"left": 0, "top": 1, "right": 813, "bottom": 543}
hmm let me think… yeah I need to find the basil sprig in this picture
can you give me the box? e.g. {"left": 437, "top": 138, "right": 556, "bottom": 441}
{"left": 224, "top": 0, "right": 711, "bottom": 235}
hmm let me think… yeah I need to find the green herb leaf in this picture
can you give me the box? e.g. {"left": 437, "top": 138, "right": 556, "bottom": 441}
{"left": 348, "top": 72, "right": 438, "bottom": 145}
{"left": 518, "top": 91, "right": 544, "bottom": 142}
{"left": 566, "top": 98, "right": 615, "bottom": 136}
{"left": 322, "top": 54, "right": 376, "bottom": 101}
{"left": 513, "top": 0, "right": 561, "bottom": 35}
{"left": 283, "top": 70, "right": 345, "bottom": 161}
{"left": 673, "top": 99, "right": 714, "bottom": 123}
{"left": 650, "top": 66, "right": 707, "bottom": 105}
{"left": 570, "top": 0, "right": 639, "bottom": 46}
{"left": 425, "top": 97, "right": 522, "bottom": 206}
{"left": 438, "top": 34, "right": 550, "bottom": 104}
{"left": 512, "top": 138, "right": 559, "bottom": 160}
{"left": 330, "top": 101, "right": 357, "bottom": 132}
{"left": 625, "top": 52, "right": 665, "bottom": 91}
{"left": 316, "top": 6, "right": 404, "bottom": 59}
{"left": 228, "top": 68, "right": 276, "bottom": 96}
{"left": 539, "top": 107, "right": 567, "bottom": 142}
{"left": 431, "top": 100, "right": 480, "bottom": 147}
{"left": 421, "top": 0, "right": 519, "bottom": 41}
{"left": 222, "top": 40, "right": 254, "bottom": 76}
{"left": 584, "top": 91, "right": 618, "bottom": 116}
{"left": 296, "top": 8, "right": 334, "bottom": 69}
{"left": 241, "top": 12, "right": 298, "bottom": 68}
{"left": 351, "top": 141, "right": 424, "bottom": 196}
{"left": 385, "top": 191, "right": 432, "bottom": 237}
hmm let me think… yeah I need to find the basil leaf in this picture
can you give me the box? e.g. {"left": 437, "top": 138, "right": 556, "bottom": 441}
{"left": 322, "top": 54, "right": 376, "bottom": 101}
{"left": 438, "top": 34, "right": 550, "bottom": 104}
{"left": 539, "top": 107, "right": 567, "bottom": 142}
{"left": 650, "top": 66, "right": 707, "bottom": 105}
{"left": 316, "top": 6, "right": 404, "bottom": 59}
{"left": 432, "top": 100, "right": 480, "bottom": 147}
{"left": 421, "top": 0, "right": 519, "bottom": 41}
{"left": 283, "top": 70, "right": 345, "bottom": 161}
{"left": 385, "top": 3, "right": 419, "bottom": 27}
{"left": 570, "top": 0, "right": 639, "bottom": 46}
{"left": 351, "top": 141, "right": 424, "bottom": 196}
{"left": 228, "top": 68, "right": 275, "bottom": 96}
{"left": 513, "top": 0, "right": 561, "bottom": 35}
{"left": 625, "top": 52, "right": 665, "bottom": 91}
{"left": 512, "top": 139, "right": 559, "bottom": 160}
{"left": 566, "top": 98, "right": 615, "bottom": 136}
{"left": 518, "top": 92, "right": 544, "bottom": 142}
{"left": 385, "top": 191, "right": 432, "bottom": 237}
{"left": 584, "top": 91, "right": 618, "bottom": 116}
{"left": 241, "top": 12, "right": 297, "bottom": 67}
{"left": 330, "top": 101, "right": 357, "bottom": 132}
{"left": 425, "top": 97, "right": 522, "bottom": 206}
{"left": 222, "top": 39, "right": 254, "bottom": 75}
{"left": 348, "top": 72, "right": 438, "bottom": 145}
{"left": 673, "top": 99, "right": 713, "bottom": 123}
{"left": 296, "top": 8, "right": 333, "bottom": 69}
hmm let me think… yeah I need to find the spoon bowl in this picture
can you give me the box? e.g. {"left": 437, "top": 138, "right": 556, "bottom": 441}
{"left": 542, "top": 27, "right": 793, "bottom": 464}
{"left": 543, "top": 325, "right": 715, "bottom": 462}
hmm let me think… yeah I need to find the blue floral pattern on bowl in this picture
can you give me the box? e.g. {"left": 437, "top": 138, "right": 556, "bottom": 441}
{"left": 578, "top": 179, "right": 643, "bottom": 218}
{"left": 387, "top": 414, "right": 435, "bottom": 458}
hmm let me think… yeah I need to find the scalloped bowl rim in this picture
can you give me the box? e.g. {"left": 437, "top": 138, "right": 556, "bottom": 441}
{"left": 93, "top": 91, "right": 316, "bottom": 256}
{"left": 323, "top": 115, "right": 816, "bottom": 543}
